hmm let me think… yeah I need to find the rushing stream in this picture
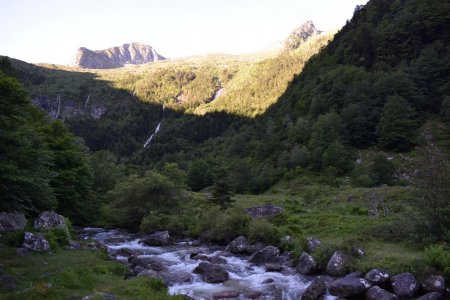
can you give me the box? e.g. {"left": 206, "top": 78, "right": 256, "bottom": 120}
{"left": 80, "top": 228, "right": 336, "bottom": 300}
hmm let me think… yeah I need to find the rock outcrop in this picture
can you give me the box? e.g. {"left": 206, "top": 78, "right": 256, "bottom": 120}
{"left": 285, "top": 21, "right": 322, "bottom": 50}
{"left": 244, "top": 204, "right": 283, "bottom": 218}
{"left": 75, "top": 42, "right": 165, "bottom": 69}
{"left": 22, "top": 232, "right": 50, "bottom": 252}
{"left": 34, "top": 211, "right": 66, "bottom": 230}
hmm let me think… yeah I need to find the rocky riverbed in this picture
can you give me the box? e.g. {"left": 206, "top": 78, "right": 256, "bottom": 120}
{"left": 79, "top": 228, "right": 336, "bottom": 300}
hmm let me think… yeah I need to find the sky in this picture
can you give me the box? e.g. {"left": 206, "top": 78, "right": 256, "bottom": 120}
{"left": 0, "top": 0, "right": 368, "bottom": 65}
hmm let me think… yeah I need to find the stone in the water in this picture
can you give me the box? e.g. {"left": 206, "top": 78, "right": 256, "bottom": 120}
{"left": 391, "top": 272, "right": 419, "bottom": 298}
{"left": 212, "top": 290, "right": 240, "bottom": 300}
{"left": 0, "top": 211, "right": 26, "bottom": 232}
{"left": 34, "top": 211, "right": 67, "bottom": 230}
{"left": 301, "top": 278, "right": 326, "bottom": 300}
{"left": 244, "top": 204, "right": 283, "bottom": 218}
{"left": 305, "top": 237, "right": 322, "bottom": 252}
{"left": 422, "top": 274, "right": 445, "bottom": 294}
{"left": 296, "top": 252, "right": 316, "bottom": 275}
{"left": 262, "top": 278, "right": 275, "bottom": 284}
{"left": 226, "top": 236, "right": 250, "bottom": 254}
{"left": 265, "top": 263, "right": 283, "bottom": 272}
{"left": 329, "top": 277, "right": 371, "bottom": 298}
{"left": 193, "top": 262, "right": 229, "bottom": 283}
{"left": 416, "top": 292, "right": 444, "bottom": 300}
{"left": 140, "top": 231, "right": 172, "bottom": 246}
{"left": 365, "top": 286, "right": 398, "bottom": 300}
{"left": 23, "top": 232, "right": 50, "bottom": 252}
{"left": 244, "top": 291, "right": 262, "bottom": 299}
{"left": 245, "top": 242, "right": 265, "bottom": 254}
{"left": 326, "top": 251, "right": 347, "bottom": 277}
{"left": 208, "top": 256, "right": 227, "bottom": 265}
{"left": 364, "top": 268, "right": 390, "bottom": 286}
{"left": 248, "top": 246, "right": 279, "bottom": 264}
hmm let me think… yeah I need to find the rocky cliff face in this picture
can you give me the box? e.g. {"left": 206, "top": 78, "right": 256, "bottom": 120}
{"left": 75, "top": 42, "right": 165, "bottom": 69}
{"left": 285, "top": 21, "right": 322, "bottom": 50}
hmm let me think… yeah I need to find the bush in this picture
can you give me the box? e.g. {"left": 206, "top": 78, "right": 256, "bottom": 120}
{"left": 0, "top": 230, "right": 25, "bottom": 247}
{"left": 206, "top": 209, "right": 250, "bottom": 243}
{"left": 424, "top": 245, "right": 450, "bottom": 280}
{"left": 43, "top": 228, "right": 70, "bottom": 250}
{"left": 248, "top": 219, "right": 283, "bottom": 246}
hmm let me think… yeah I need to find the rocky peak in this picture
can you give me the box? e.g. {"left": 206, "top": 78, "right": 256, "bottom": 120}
{"left": 285, "top": 20, "right": 322, "bottom": 50}
{"left": 75, "top": 42, "right": 166, "bottom": 69}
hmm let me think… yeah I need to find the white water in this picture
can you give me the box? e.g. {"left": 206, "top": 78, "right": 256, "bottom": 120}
{"left": 143, "top": 105, "right": 164, "bottom": 148}
{"left": 82, "top": 228, "right": 336, "bottom": 300}
{"left": 211, "top": 80, "right": 224, "bottom": 102}
{"left": 55, "top": 95, "right": 61, "bottom": 119}
{"left": 84, "top": 94, "right": 91, "bottom": 108}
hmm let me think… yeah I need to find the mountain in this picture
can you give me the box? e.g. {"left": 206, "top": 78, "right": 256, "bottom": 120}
{"left": 284, "top": 20, "right": 322, "bottom": 50}
{"left": 75, "top": 42, "right": 166, "bottom": 69}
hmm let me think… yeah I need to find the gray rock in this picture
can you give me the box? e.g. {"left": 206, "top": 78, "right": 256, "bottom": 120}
{"left": 193, "top": 262, "right": 229, "bottom": 283}
{"left": 417, "top": 292, "right": 443, "bottom": 300}
{"left": 285, "top": 21, "right": 321, "bottom": 51}
{"left": 366, "top": 286, "right": 398, "bottom": 300}
{"left": 159, "top": 270, "right": 191, "bottom": 285}
{"left": 345, "top": 271, "right": 364, "bottom": 278}
{"left": 351, "top": 246, "right": 365, "bottom": 258}
{"left": 245, "top": 242, "right": 265, "bottom": 254}
{"left": 364, "top": 268, "right": 390, "bottom": 286}
{"left": 262, "top": 278, "right": 275, "bottom": 284}
{"left": 248, "top": 246, "right": 280, "bottom": 264}
{"left": 208, "top": 256, "right": 227, "bottom": 265}
{"left": 65, "top": 240, "right": 81, "bottom": 250}
{"left": 265, "top": 263, "right": 283, "bottom": 272}
{"left": 226, "top": 236, "right": 250, "bottom": 254}
{"left": 329, "top": 277, "right": 371, "bottom": 298}
{"left": 140, "top": 231, "right": 172, "bottom": 246}
{"left": 137, "top": 270, "right": 162, "bottom": 280}
{"left": 34, "top": 211, "right": 67, "bottom": 230}
{"left": 296, "top": 252, "right": 316, "bottom": 275}
{"left": 82, "top": 292, "right": 116, "bottom": 300}
{"left": 0, "top": 275, "right": 17, "bottom": 289}
{"left": 75, "top": 42, "right": 165, "bottom": 69}
{"left": 422, "top": 274, "right": 446, "bottom": 294}
{"left": 278, "top": 251, "right": 294, "bottom": 266}
{"left": 16, "top": 247, "right": 28, "bottom": 256}
{"left": 129, "top": 256, "right": 174, "bottom": 271}
{"left": 391, "top": 272, "right": 419, "bottom": 298}
{"left": 244, "top": 204, "right": 284, "bottom": 218}
{"left": 192, "top": 254, "right": 209, "bottom": 261}
{"left": 326, "top": 251, "right": 348, "bottom": 277}
{"left": 0, "top": 211, "right": 26, "bottom": 232}
{"left": 301, "top": 278, "right": 326, "bottom": 300}
{"left": 244, "top": 292, "right": 262, "bottom": 299}
{"left": 22, "top": 232, "right": 50, "bottom": 252}
{"left": 212, "top": 290, "right": 240, "bottom": 300}
{"left": 305, "top": 237, "right": 322, "bottom": 253}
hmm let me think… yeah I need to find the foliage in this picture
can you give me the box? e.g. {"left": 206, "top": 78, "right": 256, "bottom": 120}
{"left": 376, "top": 95, "right": 418, "bottom": 151}
{"left": 248, "top": 219, "right": 283, "bottom": 246}
{"left": 424, "top": 244, "right": 450, "bottom": 280}
{"left": 210, "top": 168, "right": 234, "bottom": 209}
{"left": 371, "top": 154, "right": 396, "bottom": 185}
{"left": 187, "top": 160, "right": 213, "bottom": 191}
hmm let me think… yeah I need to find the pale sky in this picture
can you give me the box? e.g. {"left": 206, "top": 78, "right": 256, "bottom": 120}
{"left": 0, "top": 0, "right": 368, "bottom": 65}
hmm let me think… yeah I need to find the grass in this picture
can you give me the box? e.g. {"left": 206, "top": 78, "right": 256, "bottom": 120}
{"left": 0, "top": 246, "right": 184, "bottom": 300}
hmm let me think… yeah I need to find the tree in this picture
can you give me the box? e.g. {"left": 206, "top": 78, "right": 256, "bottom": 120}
{"left": 0, "top": 72, "right": 55, "bottom": 212}
{"left": 91, "top": 150, "right": 123, "bottom": 195}
{"left": 187, "top": 160, "right": 213, "bottom": 191}
{"left": 371, "top": 154, "right": 395, "bottom": 185}
{"left": 309, "top": 111, "right": 344, "bottom": 149}
{"left": 322, "top": 141, "right": 354, "bottom": 175}
{"left": 211, "top": 168, "right": 233, "bottom": 210}
{"left": 376, "top": 95, "right": 418, "bottom": 151}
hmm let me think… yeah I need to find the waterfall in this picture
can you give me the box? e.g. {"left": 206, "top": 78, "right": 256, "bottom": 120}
{"left": 84, "top": 94, "right": 91, "bottom": 108}
{"left": 143, "top": 105, "right": 165, "bottom": 148}
{"left": 55, "top": 95, "right": 61, "bottom": 119}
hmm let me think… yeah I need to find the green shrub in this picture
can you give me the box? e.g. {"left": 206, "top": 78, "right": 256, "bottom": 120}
{"left": 0, "top": 230, "right": 25, "bottom": 247}
{"left": 312, "top": 245, "right": 335, "bottom": 271}
{"left": 94, "top": 262, "right": 127, "bottom": 276}
{"left": 43, "top": 228, "right": 70, "bottom": 250}
{"left": 207, "top": 209, "right": 250, "bottom": 242}
{"left": 248, "top": 219, "right": 282, "bottom": 246}
{"left": 424, "top": 245, "right": 450, "bottom": 280}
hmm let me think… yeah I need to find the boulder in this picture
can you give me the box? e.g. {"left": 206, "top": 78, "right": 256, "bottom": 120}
{"left": 0, "top": 211, "right": 27, "bottom": 232}
{"left": 345, "top": 271, "right": 364, "bottom": 278}
{"left": 22, "top": 232, "right": 50, "bottom": 252}
{"left": 305, "top": 237, "right": 322, "bottom": 253}
{"left": 422, "top": 274, "right": 446, "bottom": 294}
{"left": 244, "top": 204, "right": 284, "bottom": 218}
{"left": 244, "top": 292, "right": 262, "bottom": 299}
{"left": 129, "top": 256, "right": 173, "bottom": 271}
{"left": 326, "top": 251, "right": 348, "bottom": 277}
{"left": 159, "top": 270, "right": 191, "bottom": 285}
{"left": 391, "top": 272, "right": 419, "bottom": 298}
{"left": 262, "top": 278, "right": 275, "bottom": 284}
{"left": 65, "top": 240, "right": 81, "bottom": 250}
{"left": 245, "top": 242, "right": 265, "bottom": 254}
{"left": 212, "top": 290, "right": 240, "bottom": 300}
{"left": 137, "top": 269, "right": 161, "bottom": 279}
{"left": 226, "top": 236, "right": 250, "bottom": 254}
{"left": 301, "top": 278, "right": 327, "bottom": 300}
{"left": 193, "top": 262, "right": 229, "bottom": 283}
{"left": 278, "top": 251, "right": 294, "bottom": 267}
{"left": 208, "top": 256, "right": 227, "bottom": 265}
{"left": 365, "top": 286, "right": 398, "bottom": 300}
{"left": 329, "top": 277, "right": 371, "bottom": 298}
{"left": 351, "top": 246, "right": 365, "bottom": 258}
{"left": 296, "top": 252, "right": 316, "bottom": 275}
{"left": 16, "top": 247, "right": 28, "bottom": 257}
{"left": 248, "top": 246, "right": 279, "bottom": 264}
{"left": 192, "top": 254, "right": 209, "bottom": 261}
{"left": 417, "top": 292, "right": 443, "bottom": 300}
{"left": 33, "top": 211, "right": 66, "bottom": 230}
{"left": 364, "top": 268, "right": 390, "bottom": 286}
{"left": 140, "top": 231, "right": 172, "bottom": 246}
{"left": 265, "top": 263, "right": 283, "bottom": 272}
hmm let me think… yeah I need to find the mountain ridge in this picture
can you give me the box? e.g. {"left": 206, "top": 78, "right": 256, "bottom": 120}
{"left": 75, "top": 42, "right": 166, "bottom": 69}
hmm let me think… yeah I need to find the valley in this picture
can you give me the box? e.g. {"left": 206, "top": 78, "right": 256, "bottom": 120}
{"left": 1, "top": 0, "right": 450, "bottom": 299}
